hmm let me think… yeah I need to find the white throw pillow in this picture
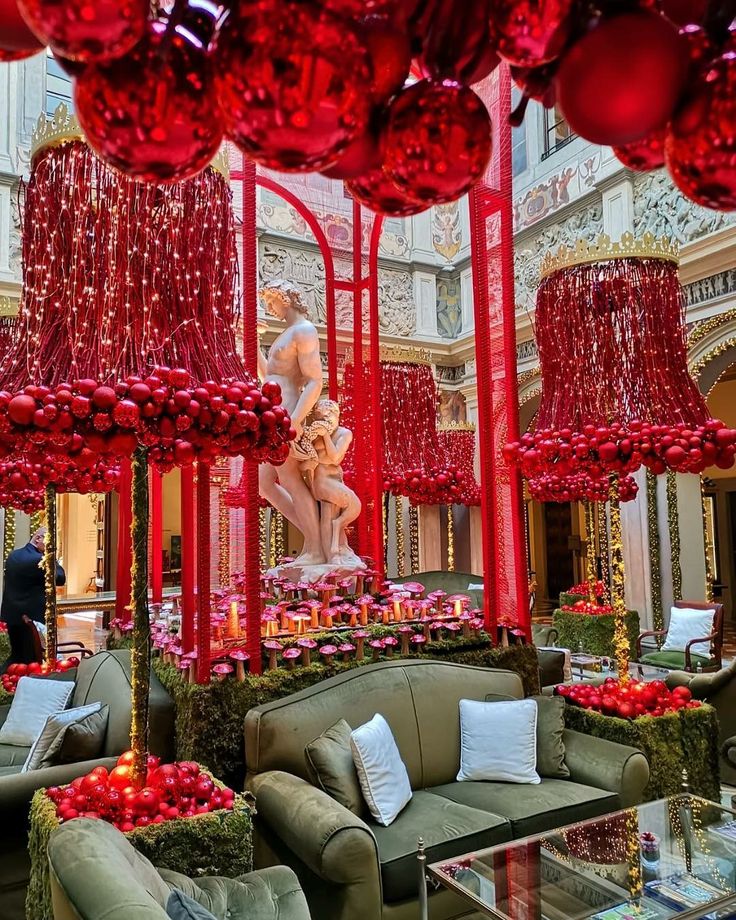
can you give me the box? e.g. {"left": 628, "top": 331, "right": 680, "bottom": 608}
{"left": 0, "top": 677, "right": 74, "bottom": 747}
{"left": 467, "top": 584, "right": 484, "bottom": 591}
{"left": 21, "top": 702, "right": 102, "bottom": 773}
{"left": 661, "top": 607, "right": 715, "bottom": 659}
{"left": 350, "top": 714, "right": 412, "bottom": 827}
{"left": 457, "top": 698, "right": 540, "bottom": 784}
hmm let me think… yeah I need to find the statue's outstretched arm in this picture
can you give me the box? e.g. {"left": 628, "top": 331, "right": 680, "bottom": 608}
{"left": 291, "top": 325, "right": 323, "bottom": 435}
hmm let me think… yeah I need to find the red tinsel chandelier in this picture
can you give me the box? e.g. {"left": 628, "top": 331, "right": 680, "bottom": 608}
{"left": 0, "top": 114, "right": 293, "bottom": 470}
{"left": 2, "top": 1, "right": 735, "bottom": 213}
{"left": 437, "top": 422, "right": 481, "bottom": 506}
{"left": 505, "top": 234, "right": 736, "bottom": 495}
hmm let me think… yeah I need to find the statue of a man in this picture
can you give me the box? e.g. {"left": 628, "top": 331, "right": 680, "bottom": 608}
{"left": 258, "top": 281, "right": 324, "bottom": 565}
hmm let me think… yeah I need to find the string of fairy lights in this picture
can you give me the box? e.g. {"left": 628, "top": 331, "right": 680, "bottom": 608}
{"left": 2, "top": 510, "right": 15, "bottom": 562}
{"left": 609, "top": 476, "right": 631, "bottom": 680}
{"left": 597, "top": 501, "right": 610, "bottom": 594}
{"left": 700, "top": 478, "right": 714, "bottom": 604}
{"left": 395, "top": 494, "right": 405, "bottom": 578}
{"left": 666, "top": 471, "right": 683, "bottom": 602}
{"left": 446, "top": 504, "right": 455, "bottom": 573}
{"left": 409, "top": 505, "right": 419, "bottom": 575}
{"left": 646, "top": 471, "right": 664, "bottom": 633}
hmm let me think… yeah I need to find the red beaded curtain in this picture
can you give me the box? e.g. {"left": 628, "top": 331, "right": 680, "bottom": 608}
{"left": 470, "top": 66, "right": 529, "bottom": 636}
{"left": 438, "top": 425, "right": 481, "bottom": 506}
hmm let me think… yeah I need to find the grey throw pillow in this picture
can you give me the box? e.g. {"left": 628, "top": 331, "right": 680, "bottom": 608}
{"left": 41, "top": 704, "right": 109, "bottom": 767}
{"left": 533, "top": 694, "right": 569, "bottom": 778}
{"left": 305, "top": 718, "right": 366, "bottom": 816}
{"left": 166, "top": 890, "right": 217, "bottom": 920}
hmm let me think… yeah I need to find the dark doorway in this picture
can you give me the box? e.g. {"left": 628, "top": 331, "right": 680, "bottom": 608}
{"left": 544, "top": 503, "right": 575, "bottom": 601}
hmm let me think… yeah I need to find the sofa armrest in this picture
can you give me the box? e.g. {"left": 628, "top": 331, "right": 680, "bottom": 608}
{"left": 250, "top": 771, "right": 379, "bottom": 887}
{"left": 563, "top": 729, "right": 649, "bottom": 807}
{"left": 0, "top": 756, "right": 119, "bottom": 813}
{"left": 0, "top": 704, "right": 10, "bottom": 730}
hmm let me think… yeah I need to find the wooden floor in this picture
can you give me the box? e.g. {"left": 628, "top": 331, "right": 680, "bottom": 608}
{"left": 58, "top": 611, "right": 107, "bottom": 654}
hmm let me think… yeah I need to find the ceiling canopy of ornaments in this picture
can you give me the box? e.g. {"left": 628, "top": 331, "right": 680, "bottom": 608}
{"left": 1, "top": 0, "right": 734, "bottom": 212}
{"left": 504, "top": 234, "right": 736, "bottom": 501}
{"left": 0, "top": 110, "right": 293, "bottom": 471}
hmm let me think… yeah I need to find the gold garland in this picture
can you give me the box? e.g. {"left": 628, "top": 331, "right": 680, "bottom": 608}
{"left": 625, "top": 808, "right": 643, "bottom": 901}
{"left": 218, "top": 497, "right": 229, "bottom": 587}
{"left": 646, "top": 471, "right": 664, "bottom": 633}
{"left": 690, "top": 336, "right": 736, "bottom": 394}
{"left": 268, "top": 510, "right": 277, "bottom": 569}
{"left": 666, "top": 471, "right": 682, "bottom": 601}
{"left": 584, "top": 501, "right": 597, "bottom": 603}
{"left": 395, "top": 494, "right": 405, "bottom": 578}
{"left": 43, "top": 486, "right": 58, "bottom": 664}
{"left": 30, "top": 510, "right": 45, "bottom": 535}
{"left": 447, "top": 505, "right": 455, "bottom": 572}
{"left": 701, "top": 478, "right": 714, "bottom": 603}
{"left": 687, "top": 308, "right": 736, "bottom": 347}
{"left": 259, "top": 505, "right": 267, "bottom": 571}
{"left": 409, "top": 504, "right": 419, "bottom": 574}
{"left": 274, "top": 511, "right": 286, "bottom": 563}
{"left": 2, "top": 509, "right": 15, "bottom": 561}
{"left": 609, "top": 476, "right": 630, "bottom": 682}
{"left": 382, "top": 494, "right": 388, "bottom": 552}
{"left": 597, "top": 502, "right": 610, "bottom": 594}
{"left": 129, "top": 447, "right": 151, "bottom": 789}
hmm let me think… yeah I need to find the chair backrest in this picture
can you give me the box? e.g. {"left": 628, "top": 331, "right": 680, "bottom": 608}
{"left": 674, "top": 601, "right": 724, "bottom": 650}
{"left": 48, "top": 818, "right": 171, "bottom": 920}
{"left": 244, "top": 659, "right": 524, "bottom": 790}
{"left": 71, "top": 650, "right": 175, "bottom": 759}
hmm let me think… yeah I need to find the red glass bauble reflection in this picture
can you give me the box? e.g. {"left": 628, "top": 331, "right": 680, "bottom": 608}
{"left": 215, "top": 1, "right": 372, "bottom": 172}
{"left": 73, "top": 20, "right": 223, "bottom": 183}
{"left": 488, "top": 0, "right": 574, "bottom": 68}
{"left": 419, "top": 0, "right": 499, "bottom": 84}
{"left": 665, "top": 52, "right": 736, "bottom": 210}
{"left": 383, "top": 80, "right": 492, "bottom": 205}
{"left": 345, "top": 167, "right": 425, "bottom": 216}
{"left": 657, "top": 0, "right": 709, "bottom": 25}
{"left": 614, "top": 130, "right": 665, "bottom": 171}
{"left": 0, "top": 0, "right": 45, "bottom": 61}
{"left": 555, "top": 11, "right": 687, "bottom": 145}
{"left": 361, "top": 14, "right": 411, "bottom": 101}
{"left": 322, "top": 126, "right": 381, "bottom": 179}
{"left": 17, "top": 0, "right": 148, "bottom": 62}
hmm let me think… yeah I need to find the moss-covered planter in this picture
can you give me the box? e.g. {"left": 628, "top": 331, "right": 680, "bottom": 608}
{"left": 553, "top": 608, "right": 640, "bottom": 657}
{"left": 0, "top": 628, "right": 10, "bottom": 665}
{"left": 563, "top": 703, "right": 720, "bottom": 803}
{"left": 27, "top": 776, "right": 253, "bottom": 920}
{"left": 559, "top": 592, "right": 588, "bottom": 608}
{"left": 153, "top": 642, "right": 540, "bottom": 787}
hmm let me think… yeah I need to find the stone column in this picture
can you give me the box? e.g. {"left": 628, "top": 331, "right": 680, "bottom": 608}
{"left": 418, "top": 506, "right": 442, "bottom": 572}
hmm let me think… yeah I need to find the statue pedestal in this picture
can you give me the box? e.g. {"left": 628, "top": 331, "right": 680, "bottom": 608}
{"left": 268, "top": 559, "right": 366, "bottom": 587}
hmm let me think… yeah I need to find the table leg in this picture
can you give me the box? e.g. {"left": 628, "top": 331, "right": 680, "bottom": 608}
{"left": 418, "top": 837, "right": 429, "bottom": 920}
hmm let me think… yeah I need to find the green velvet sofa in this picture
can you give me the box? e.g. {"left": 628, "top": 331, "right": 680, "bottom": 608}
{"left": 47, "top": 817, "right": 311, "bottom": 920}
{"left": 0, "top": 650, "right": 175, "bottom": 920}
{"left": 245, "top": 659, "right": 649, "bottom": 920}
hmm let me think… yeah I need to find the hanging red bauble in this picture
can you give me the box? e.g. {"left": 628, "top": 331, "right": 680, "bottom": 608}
{"left": 656, "top": 0, "right": 709, "bottom": 26}
{"left": 17, "top": 0, "right": 147, "bottom": 62}
{"left": 345, "top": 166, "right": 426, "bottom": 215}
{"left": 510, "top": 63, "right": 557, "bottom": 107}
{"left": 322, "top": 125, "right": 382, "bottom": 180}
{"left": 361, "top": 14, "right": 411, "bottom": 101}
{"left": 73, "top": 20, "right": 222, "bottom": 183}
{"left": 614, "top": 130, "right": 665, "bottom": 171}
{"left": 215, "top": 1, "right": 372, "bottom": 172}
{"left": 555, "top": 11, "right": 687, "bottom": 146}
{"left": 383, "top": 80, "right": 492, "bottom": 205}
{"left": 488, "top": 0, "right": 574, "bottom": 68}
{"left": 665, "top": 52, "right": 736, "bottom": 211}
{"left": 418, "top": 0, "right": 499, "bottom": 85}
{"left": 0, "top": 0, "right": 45, "bottom": 61}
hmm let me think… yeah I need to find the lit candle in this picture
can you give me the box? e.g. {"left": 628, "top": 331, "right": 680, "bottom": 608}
{"left": 322, "top": 612, "right": 334, "bottom": 630}
{"left": 382, "top": 607, "right": 391, "bottom": 625}
{"left": 310, "top": 607, "right": 320, "bottom": 629}
{"left": 454, "top": 599, "right": 463, "bottom": 617}
{"left": 227, "top": 601, "right": 239, "bottom": 639}
{"left": 265, "top": 618, "right": 278, "bottom": 638}
{"left": 393, "top": 597, "right": 402, "bottom": 621}
{"left": 359, "top": 598, "right": 370, "bottom": 626}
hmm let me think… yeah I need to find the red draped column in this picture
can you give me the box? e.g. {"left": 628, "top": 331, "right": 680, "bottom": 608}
{"left": 180, "top": 464, "right": 196, "bottom": 653}
{"left": 196, "top": 462, "right": 211, "bottom": 683}
{"left": 151, "top": 468, "right": 163, "bottom": 605}
{"left": 368, "top": 216, "right": 385, "bottom": 577}
{"left": 115, "top": 458, "right": 132, "bottom": 623}
{"left": 242, "top": 155, "right": 262, "bottom": 673}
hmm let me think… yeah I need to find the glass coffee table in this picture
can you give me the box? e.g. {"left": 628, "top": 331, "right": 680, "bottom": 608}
{"left": 426, "top": 796, "right": 736, "bottom": 919}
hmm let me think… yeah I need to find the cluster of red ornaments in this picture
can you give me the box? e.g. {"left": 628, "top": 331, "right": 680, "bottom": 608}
{"left": 0, "top": 457, "right": 119, "bottom": 514}
{"left": 46, "top": 752, "right": 235, "bottom": 831}
{"left": 557, "top": 678, "right": 701, "bottom": 720}
{"left": 383, "top": 464, "right": 469, "bottom": 506}
{"left": 0, "top": 368, "right": 293, "bottom": 470}
{"left": 560, "top": 600, "right": 614, "bottom": 616}
{"left": 1, "top": 658, "right": 79, "bottom": 694}
{"left": 506, "top": 419, "right": 736, "bottom": 489}
{"left": 528, "top": 470, "right": 639, "bottom": 504}
{"left": 567, "top": 580, "right": 607, "bottom": 598}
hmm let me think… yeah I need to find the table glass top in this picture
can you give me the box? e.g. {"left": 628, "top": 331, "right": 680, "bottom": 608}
{"left": 429, "top": 796, "right": 736, "bottom": 920}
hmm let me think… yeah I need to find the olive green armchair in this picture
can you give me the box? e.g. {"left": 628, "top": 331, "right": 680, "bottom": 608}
{"left": 48, "top": 818, "right": 311, "bottom": 920}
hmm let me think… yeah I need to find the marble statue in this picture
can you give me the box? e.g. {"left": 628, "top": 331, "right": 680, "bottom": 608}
{"left": 258, "top": 281, "right": 364, "bottom": 580}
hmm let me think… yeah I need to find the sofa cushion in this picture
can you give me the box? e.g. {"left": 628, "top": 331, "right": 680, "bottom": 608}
{"left": 640, "top": 650, "right": 711, "bottom": 670}
{"left": 371, "top": 789, "right": 511, "bottom": 903}
{"left": 534, "top": 695, "right": 569, "bottom": 779}
{"left": 457, "top": 698, "right": 540, "bottom": 784}
{"left": 0, "top": 742, "right": 31, "bottom": 767}
{"left": 166, "top": 889, "right": 216, "bottom": 919}
{"left": 305, "top": 719, "right": 366, "bottom": 817}
{"left": 0, "top": 764, "right": 21, "bottom": 777}
{"left": 429, "top": 779, "right": 619, "bottom": 838}
{"left": 351, "top": 714, "right": 413, "bottom": 826}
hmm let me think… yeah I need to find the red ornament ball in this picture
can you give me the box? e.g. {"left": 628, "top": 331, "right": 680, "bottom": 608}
{"left": 0, "top": 0, "right": 46, "bottom": 61}
{"left": 488, "top": 0, "right": 574, "bottom": 68}
{"left": 17, "top": 0, "right": 148, "bottom": 62}
{"left": 322, "top": 126, "right": 381, "bottom": 180}
{"left": 556, "top": 11, "right": 687, "bottom": 146}
{"left": 73, "top": 20, "right": 223, "bottom": 183}
{"left": 383, "top": 80, "right": 492, "bottom": 205}
{"left": 345, "top": 166, "right": 426, "bottom": 215}
{"left": 215, "top": 1, "right": 372, "bottom": 172}
{"left": 665, "top": 52, "right": 736, "bottom": 211}
{"left": 614, "top": 130, "right": 666, "bottom": 171}
{"left": 419, "top": 0, "right": 499, "bottom": 84}
{"left": 361, "top": 14, "right": 411, "bottom": 102}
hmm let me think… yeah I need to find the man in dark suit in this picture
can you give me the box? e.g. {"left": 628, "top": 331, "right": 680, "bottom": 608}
{"left": 1, "top": 527, "right": 66, "bottom": 666}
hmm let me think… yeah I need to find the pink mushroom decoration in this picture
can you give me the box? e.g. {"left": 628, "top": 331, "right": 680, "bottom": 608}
{"left": 410, "top": 633, "right": 427, "bottom": 653}
{"left": 382, "top": 636, "right": 399, "bottom": 657}
{"left": 401, "top": 582, "right": 425, "bottom": 597}
{"left": 263, "top": 639, "right": 283, "bottom": 670}
{"left": 319, "top": 644, "right": 338, "bottom": 665}
{"left": 283, "top": 647, "right": 302, "bottom": 670}
{"left": 229, "top": 649, "right": 250, "bottom": 681}
{"left": 369, "top": 638, "right": 385, "bottom": 662}
{"left": 445, "top": 622, "right": 462, "bottom": 640}
{"left": 469, "top": 617, "right": 484, "bottom": 636}
{"left": 176, "top": 657, "right": 192, "bottom": 683}
{"left": 338, "top": 642, "right": 355, "bottom": 662}
{"left": 297, "top": 637, "right": 318, "bottom": 667}
{"left": 353, "top": 629, "right": 370, "bottom": 660}
{"left": 183, "top": 651, "right": 198, "bottom": 684}
{"left": 212, "top": 662, "right": 234, "bottom": 681}
{"left": 398, "top": 625, "right": 415, "bottom": 655}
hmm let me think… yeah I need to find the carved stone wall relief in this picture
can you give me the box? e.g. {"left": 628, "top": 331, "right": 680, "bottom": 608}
{"left": 633, "top": 170, "right": 736, "bottom": 243}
